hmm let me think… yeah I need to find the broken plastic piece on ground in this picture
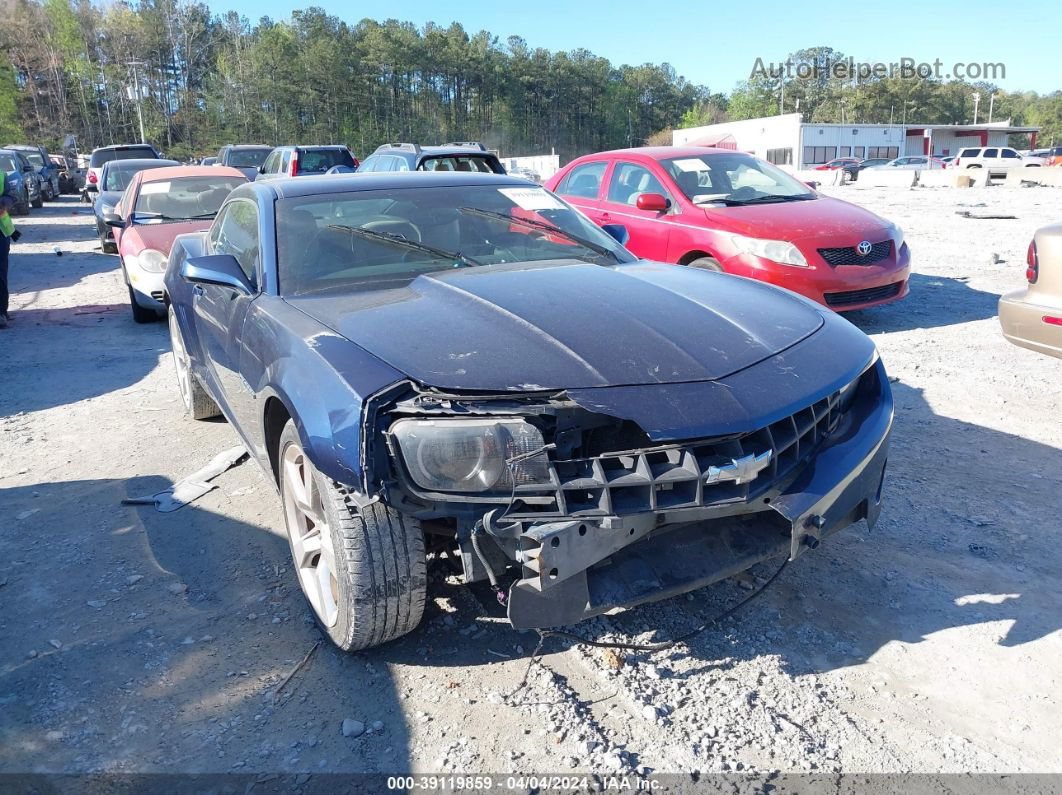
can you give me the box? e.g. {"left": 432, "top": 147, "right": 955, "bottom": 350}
{"left": 122, "top": 446, "right": 248, "bottom": 512}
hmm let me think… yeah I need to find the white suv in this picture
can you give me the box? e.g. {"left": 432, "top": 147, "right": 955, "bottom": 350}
{"left": 952, "top": 147, "right": 1045, "bottom": 172}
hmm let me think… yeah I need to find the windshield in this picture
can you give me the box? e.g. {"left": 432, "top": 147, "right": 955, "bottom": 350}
{"left": 662, "top": 153, "right": 815, "bottom": 205}
{"left": 0, "top": 154, "right": 17, "bottom": 173}
{"left": 297, "top": 148, "right": 355, "bottom": 174}
{"left": 103, "top": 164, "right": 155, "bottom": 192}
{"left": 276, "top": 184, "right": 634, "bottom": 296}
{"left": 420, "top": 156, "right": 497, "bottom": 173}
{"left": 90, "top": 147, "right": 157, "bottom": 167}
{"left": 133, "top": 176, "right": 246, "bottom": 222}
{"left": 23, "top": 152, "right": 45, "bottom": 168}
{"left": 228, "top": 149, "right": 271, "bottom": 168}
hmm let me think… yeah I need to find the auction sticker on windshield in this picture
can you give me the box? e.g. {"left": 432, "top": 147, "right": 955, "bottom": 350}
{"left": 499, "top": 187, "right": 565, "bottom": 211}
{"left": 672, "top": 158, "right": 709, "bottom": 172}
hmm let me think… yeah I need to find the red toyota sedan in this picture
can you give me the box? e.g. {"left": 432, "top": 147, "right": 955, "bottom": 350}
{"left": 545, "top": 147, "right": 910, "bottom": 310}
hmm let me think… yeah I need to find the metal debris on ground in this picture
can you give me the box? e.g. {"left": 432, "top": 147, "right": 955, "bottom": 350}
{"left": 122, "top": 446, "right": 248, "bottom": 512}
{"left": 956, "top": 210, "right": 1018, "bottom": 220}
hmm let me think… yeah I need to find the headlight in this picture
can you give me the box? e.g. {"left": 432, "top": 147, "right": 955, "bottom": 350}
{"left": 100, "top": 203, "right": 115, "bottom": 215}
{"left": 391, "top": 418, "right": 551, "bottom": 494}
{"left": 890, "top": 224, "right": 905, "bottom": 251}
{"left": 729, "top": 233, "right": 808, "bottom": 267}
{"left": 134, "top": 249, "right": 168, "bottom": 273}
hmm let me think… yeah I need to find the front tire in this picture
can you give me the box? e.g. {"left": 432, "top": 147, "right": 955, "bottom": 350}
{"left": 687, "top": 256, "right": 724, "bottom": 272}
{"left": 129, "top": 285, "right": 157, "bottom": 324}
{"left": 278, "top": 420, "right": 427, "bottom": 651}
{"left": 31, "top": 191, "right": 43, "bottom": 209}
{"left": 168, "top": 307, "right": 221, "bottom": 419}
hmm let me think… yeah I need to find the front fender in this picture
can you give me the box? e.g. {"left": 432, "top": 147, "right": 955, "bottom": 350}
{"left": 242, "top": 299, "right": 404, "bottom": 489}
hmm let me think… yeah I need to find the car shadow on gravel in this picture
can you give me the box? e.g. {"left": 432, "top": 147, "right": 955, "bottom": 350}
{"left": 0, "top": 475, "right": 414, "bottom": 774}
{"left": 843, "top": 272, "right": 1001, "bottom": 333}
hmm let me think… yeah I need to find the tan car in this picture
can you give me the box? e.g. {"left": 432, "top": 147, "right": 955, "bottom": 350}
{"left": 999, "top": 222, "right": 1062, "bottom": 359}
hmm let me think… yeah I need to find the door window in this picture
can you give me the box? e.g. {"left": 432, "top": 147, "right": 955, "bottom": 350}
{"left": 1001, "top": 149, "right": 1020, "bottom": 159}
{"left": 983, "top": 148, "right": 998, "bottom": 158}
{"left": 606, "top": 162, "right": 670, "bottom": 206}
{"left": 262, "top": 151, "right": 281, "bottom": 174}
{"left": 211, "top": 201, "right": 260, "bottom": 287}
{"left": 557, "top": 161, "right": 607, "bottom": 199}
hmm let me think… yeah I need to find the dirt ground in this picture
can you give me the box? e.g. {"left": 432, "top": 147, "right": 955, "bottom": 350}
{"left": 1, "top": 185, "right": 1060, "bottom": 781}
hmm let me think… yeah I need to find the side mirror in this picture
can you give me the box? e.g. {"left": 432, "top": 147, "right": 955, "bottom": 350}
{"left": 636, "top": 193, "right": 670, "bottom": 212}
{"left": 181, "top": 254, "right": 253, "bottom": 294}
{"left": 258, "top": 165, "right": 267, "bottom": 174}
{"left": 804, "top": 181, "right": 820, "bottom": 190}
{"left": 23, "top": 165, "right": 34, "bottom": 173}
{"left": 103, "top": 212, "right": 125, "bottom": 229}
{"left": 601, "top": 223, "right": 629, "bottom": 246}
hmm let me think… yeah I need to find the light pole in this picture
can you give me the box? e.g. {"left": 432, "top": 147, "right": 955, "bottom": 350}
{"left": 126, "top": 60, "right": 147, "bottom": 144}
{"left": 972, "top": 92, "right": 981, "bottom": 125}
{"left": 988, "top": 93, "right": 998, "bottom": 123}
{"left": 903, "top": 99, "right": 915, "bottom": 127}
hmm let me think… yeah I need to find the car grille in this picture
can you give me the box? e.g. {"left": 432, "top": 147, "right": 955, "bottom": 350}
{"left": 824, "top": 282, "right": 903, "bottom": 307}
{"left": 818, "top": 240, "right": 892, "bottom": 266}
{"left": 501, "top": 388, "right": 845, "bottom": 519}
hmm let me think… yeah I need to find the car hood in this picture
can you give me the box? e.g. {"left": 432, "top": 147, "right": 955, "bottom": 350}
{"left": 702, "top": 195, "right": 891, "bottom": 241}
{"left": 96, "top": 190, "right": 124, "bottom": 208}
{"left": 123, "top": 219, "right": 212, "bottom": 254}
{"left": 286, "top": 260, "right": 824, "bottom": 391}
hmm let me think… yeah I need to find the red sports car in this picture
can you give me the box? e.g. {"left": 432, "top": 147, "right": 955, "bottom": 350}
{"left": 545, "top": 147, "right": 910, "bottom": 310}
{"left": 107, "top": 165, "right": 248, "bottom": 322}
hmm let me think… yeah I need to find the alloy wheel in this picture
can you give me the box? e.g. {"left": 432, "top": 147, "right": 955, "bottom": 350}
{"left": 168, "top": 310, "right": 193, "bottom": 411}
{"left": 281, "top": 443, "right": 340, "bottom": 627}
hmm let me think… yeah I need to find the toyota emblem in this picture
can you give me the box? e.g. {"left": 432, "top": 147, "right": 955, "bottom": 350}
{"left": 856, "top": 240, "right": 872, "bottom": 256}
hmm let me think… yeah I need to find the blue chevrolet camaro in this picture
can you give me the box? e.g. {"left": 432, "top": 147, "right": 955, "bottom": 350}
{"left": 164, "top": 171, "right": 893, "bottom": 651}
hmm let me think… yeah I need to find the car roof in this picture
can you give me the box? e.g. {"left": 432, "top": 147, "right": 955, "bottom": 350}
{"left": 572, "top": 146, "right": 739, "bottom": 163}
{"left": 102, "top": 158, "right": 178, "bottom": 170}
{"left": 140, "top": 165, "right": 246, "bottom": 182}
{"left": 91, "top": 144, "right": 157, "bottom": 152}
{"left": 225, "top": 144, "right": 272, "bottom": 150}
{"left": 258, "top": 170, "right": 533, "bottom": 199}
{"left": 3, "top": 144, "right": 39, "bottom": 151}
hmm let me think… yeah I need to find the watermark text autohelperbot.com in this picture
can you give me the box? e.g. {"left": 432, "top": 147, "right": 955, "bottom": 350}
{"left": 751, "top": 57, "right": 1005, "bottom": 81}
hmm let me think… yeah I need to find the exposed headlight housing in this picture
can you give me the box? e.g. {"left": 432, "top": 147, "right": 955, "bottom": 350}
{"left": 391, "top": 418, "right": 551, "bottom": 494}
{"left": 100, "top": 202, "right": 116, "bottom": 215}
{"left": 134, "top": 249, "right": 168, "bottom": 273}
{"left": 729, "top": 233, "right": 809, "bottom": 267}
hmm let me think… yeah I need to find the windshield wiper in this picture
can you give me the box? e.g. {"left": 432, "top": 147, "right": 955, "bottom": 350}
{"left": 457, "top": 206, "right": 621, "bottom": 263}
{"left": 328, "top": 224, "right": 482, "bottom": 268}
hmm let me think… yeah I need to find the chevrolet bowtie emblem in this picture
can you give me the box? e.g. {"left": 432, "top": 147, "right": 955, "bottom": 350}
{"left": 705, "top": 450, "right": 773, "bottom": 485}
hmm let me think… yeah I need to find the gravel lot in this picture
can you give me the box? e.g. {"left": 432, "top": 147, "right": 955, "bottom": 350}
{"left": 1, "top": 185, "right": 1060, "bottom": 780}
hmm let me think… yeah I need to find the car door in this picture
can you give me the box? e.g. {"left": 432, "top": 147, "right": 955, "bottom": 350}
{"left": 1000, "top": 148, "right": 1022, "bottom": 168}
{"left": 599, "top": 161, "right": 673, "bottom": 260}
{"left": 982, "top": 148, "right": 999, "bottom": 169}
{"left": 193, "top": 199, "right": 262, "bottom": 432}
{"left": 554, "top": 160, "right": 610, "bottom": 222}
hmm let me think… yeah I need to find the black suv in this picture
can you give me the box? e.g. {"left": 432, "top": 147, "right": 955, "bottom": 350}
{"left": 358, "top": 142, "right": 505, "bottom": 174}
{"left": 257, "top": 145, "right": 358, "bottom": 181}
{"left": 215, "top": 145, "right": 274, "bottom": 181}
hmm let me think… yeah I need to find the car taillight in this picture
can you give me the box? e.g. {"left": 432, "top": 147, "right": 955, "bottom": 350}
{"left": 953, "top": 158, "right": 960, "bottom": 167}
{"left": 289, "top": 154, "right": 299, "bottom": 177}
{"left": 351, "top": 157, "right": 359, "bottom": 170}
{"left": 1026, "top": 240, "right": 1039, "bottom": 284}
{"left": 88, "top": 172, "right": 97, "bottom": 184}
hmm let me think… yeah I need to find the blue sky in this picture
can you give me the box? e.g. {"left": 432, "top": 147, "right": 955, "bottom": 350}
{"left": 215, "top": 0, "right": 1060, "bottom": 95}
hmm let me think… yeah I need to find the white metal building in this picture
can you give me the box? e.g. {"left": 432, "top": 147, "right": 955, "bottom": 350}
{"left": 672, "top": 113, "right": 1040, "bottom": 170}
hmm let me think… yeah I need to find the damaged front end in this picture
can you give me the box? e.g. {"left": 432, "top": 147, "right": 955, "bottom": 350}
{"left": 363, "top": 356, "right": 892, "bottom": 631}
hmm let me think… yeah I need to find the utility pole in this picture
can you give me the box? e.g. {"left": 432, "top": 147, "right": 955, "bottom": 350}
{"left": 126, "top": 60, "right": 147, "bottom": 144}
{"left": 971, "top": 92, "right": 981, "bottom": 125}
{"left": 627, "top": 108, "right": 632, "bottom": 148}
